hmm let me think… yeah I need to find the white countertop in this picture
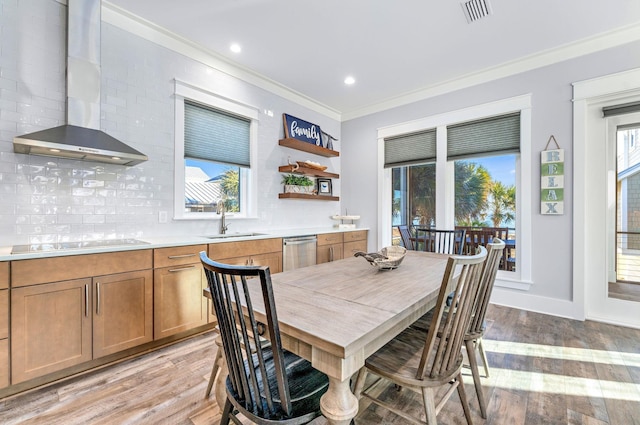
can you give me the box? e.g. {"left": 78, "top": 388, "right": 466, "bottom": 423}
{"left": 0, "top": 227, "right": 368, "bottom": 261}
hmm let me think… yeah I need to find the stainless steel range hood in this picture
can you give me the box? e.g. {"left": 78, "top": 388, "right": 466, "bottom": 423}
{"left": 13, "top": 0, "right": 148, "bottom": 166}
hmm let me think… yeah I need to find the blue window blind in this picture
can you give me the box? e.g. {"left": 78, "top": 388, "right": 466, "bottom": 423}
{"left": 184, "top": 101, "right": 250, "bottom": 167}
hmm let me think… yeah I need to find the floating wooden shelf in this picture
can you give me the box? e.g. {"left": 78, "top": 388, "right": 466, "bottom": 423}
{"left": 278, "top": 165, "right": 339, "bottom": 179}
{"left": 279, "top": 193, "right": 339, "bottom": 201}
{"left": 279, "top": 138, "right": 339, "bottom": 157}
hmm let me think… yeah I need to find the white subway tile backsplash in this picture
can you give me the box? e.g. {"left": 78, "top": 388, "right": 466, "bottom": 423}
{"left": 0, "top": 0, "right": 339, "bottom": 246}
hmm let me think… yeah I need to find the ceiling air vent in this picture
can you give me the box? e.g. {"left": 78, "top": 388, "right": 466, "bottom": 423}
{"left": 461, "top": 0, "right": 493, "bottom": 23}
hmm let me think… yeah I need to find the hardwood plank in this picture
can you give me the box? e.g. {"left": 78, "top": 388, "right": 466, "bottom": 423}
{"left": 1, "top": 305, "right": 639, "bottom": 425}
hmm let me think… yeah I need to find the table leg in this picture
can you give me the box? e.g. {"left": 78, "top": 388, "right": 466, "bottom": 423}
{"left": 214, "top": 355, "right": 228, "bottom": 410}
{"left": 320, "top": 377, "right": 359, "bottom": 424}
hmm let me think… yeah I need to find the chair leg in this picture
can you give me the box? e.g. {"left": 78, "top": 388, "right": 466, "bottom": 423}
{"left": 455, "top": 372, "right": 474, "bottom": 425}
{"left": 465, "top": 339, "right": 487, "bottom": 419}
{"left": 477, "top": 338, "right": 490, "bottom": 378}
{"left": 421, "top": 387, "right": 438, "bottom": 425}
{"left": 220, "top": 398, "right": 233, "bottom": 425}
{"left": 205, "top": 345, "right": 223, "bottom": 398}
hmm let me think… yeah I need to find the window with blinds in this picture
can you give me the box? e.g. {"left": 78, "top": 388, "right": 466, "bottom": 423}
{"left": 183, "top": 100, "right": 251, "bottom": 214}
{"left": 384, "top": 128, "right": 437, "bottom": 168}
{"left": 447, "top": 112, "right": 520, "bottom": 160}
{"left": 184, "top": 101, "right": 251, "bottom": 167}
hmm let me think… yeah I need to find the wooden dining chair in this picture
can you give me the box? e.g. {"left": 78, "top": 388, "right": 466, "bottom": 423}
{"left": 420, "top": 228, "right": 466, "bottom": 254}
{"left": 397, "top": 225, "right": 415, "bottom": 250}
{"left": 410, "top": 238, "right": 506, "bottom": 419}
{"left": 200, "top": 252, "right": 329, "bottom": 425}
{"left": 353, "top": 246, "right": 487, "bottom": 425}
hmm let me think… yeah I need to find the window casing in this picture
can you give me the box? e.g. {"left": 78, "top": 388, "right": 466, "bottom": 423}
{"left": 378, "top": 95, "right": 532, "bottom": 288}
{"left": 173, "top": 80, "right": 258, "bottom": 220}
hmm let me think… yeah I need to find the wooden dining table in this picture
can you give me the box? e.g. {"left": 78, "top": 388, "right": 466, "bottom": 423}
{"left": 204, "top": 250, "right": 452, "bottom": 424}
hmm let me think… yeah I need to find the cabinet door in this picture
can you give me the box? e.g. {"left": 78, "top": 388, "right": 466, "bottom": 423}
{"left": 154, "top": 265, "right": 207, "bottom": 339}
{"left": 93, "top": 270, "right": 153, "bottom": 358}
{"left": 250, "top": 252, "right": 283, "bottom": 274}
{"left": 11, "top": 279, "right": 92, "bottom": 384}
{"left": 317, "top": 243, "right": 343, "bottom": 264}
{"left": 0, "top": 339, "right": 7, "bottom": 389}
{"left": 344, "top": 240, "right": 367, "bottom": 258}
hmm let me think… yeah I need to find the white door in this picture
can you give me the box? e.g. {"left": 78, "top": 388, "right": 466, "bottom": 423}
{"left": 575, "top": 80, "right": 640, "bottom": 328}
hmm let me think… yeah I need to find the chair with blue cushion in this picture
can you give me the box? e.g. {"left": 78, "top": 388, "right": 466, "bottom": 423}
{"left": 200, "top": 252, "right": 329, "bottom": 425}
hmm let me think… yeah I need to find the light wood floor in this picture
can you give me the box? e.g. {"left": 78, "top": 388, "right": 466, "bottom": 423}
{"left": 0, "top": 304, "right": 639, "bottom": 425}
{"left": 609, "top": 281, "right": 640, "bottom": 302}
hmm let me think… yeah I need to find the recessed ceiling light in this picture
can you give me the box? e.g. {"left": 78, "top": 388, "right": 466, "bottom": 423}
{"left": 344, "top": 76, "right": 356, "bottom": 85}
{"left": 230, "top": 43, "right": 242, "bottom": 53}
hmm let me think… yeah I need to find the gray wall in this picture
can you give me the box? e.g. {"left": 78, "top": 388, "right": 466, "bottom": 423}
{"left": 341, "top": 40, "right": 640, "bottom": 303}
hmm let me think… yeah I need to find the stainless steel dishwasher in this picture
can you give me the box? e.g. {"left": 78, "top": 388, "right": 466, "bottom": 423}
{"left": 282, "top": 236, "right": 317, "bottom": 271}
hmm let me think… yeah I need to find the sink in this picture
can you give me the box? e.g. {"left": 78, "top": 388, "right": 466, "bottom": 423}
{"left": 203, "top": 232, "right": 268, "bottom": 239}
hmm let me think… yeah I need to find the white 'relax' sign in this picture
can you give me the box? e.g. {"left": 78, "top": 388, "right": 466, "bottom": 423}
{"left": 541, "top": 145, "right": 564, "bottom": 215}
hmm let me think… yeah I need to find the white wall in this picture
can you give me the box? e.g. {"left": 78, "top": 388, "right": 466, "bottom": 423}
{"left": 0, "top": 0, "right": 341, "bottom": 246}
{"left": 341, "top": 41, "right": 640, "bottom": 316}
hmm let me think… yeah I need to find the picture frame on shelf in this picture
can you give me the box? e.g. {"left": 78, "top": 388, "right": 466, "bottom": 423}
{"left": 317, "top": 178, "right": 332, "bottom": 196}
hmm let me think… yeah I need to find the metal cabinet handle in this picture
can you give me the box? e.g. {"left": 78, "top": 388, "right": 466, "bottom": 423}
{"left": 168, "top": 254, "right": 197, "bottom": 259}
{"left": 85, "top": 283, "right": 89, "bottom": 317}
{"left": 96, "top": 282, "right": 100, "bottom": 316}
{"left": 329, "top": 246, "right": 334, "bottom": 262}
{"left": 168, "top": 265, "right": 196, "bottom": 273}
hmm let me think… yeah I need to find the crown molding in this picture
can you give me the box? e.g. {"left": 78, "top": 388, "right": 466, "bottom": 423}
{"left": 342, "top": 22, "right": 640, "bottom": 121}
{"left": 101, "top": 2, "right": 341, "bottom": 121}
{"left": 102, "top": 1, "right": 640, "bottom": 123}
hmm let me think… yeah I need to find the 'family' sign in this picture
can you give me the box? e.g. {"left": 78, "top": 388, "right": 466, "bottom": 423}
{"left": 541, "top": 136, "right": 564, "bottom": 215}
{"left": 283, "top": 114, "right": 323, "bottom": 146}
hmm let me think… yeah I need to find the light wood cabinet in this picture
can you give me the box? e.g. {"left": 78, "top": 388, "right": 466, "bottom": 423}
{"left": 93, "top": 270, "right": 153, "bottom": 358}
{"left": 317, "top": 233, "right": 344, "bottom": 264}
{"left": 209, "top": 238, "right": 283, "bottom": 274}
{"left": 11, "top": 278, "right": 92, "bottom": 384}
{"left": 0, "top": 262, "right": 9, "bottom": 389}
{"left": 10, "top": 250, "right": 153, "bottom": 384}
{"left": 317, "top": 231, "right": 368, "bottom": 264}
{"left": 153, "top": 245, "right": 208, "bottom": 339}
{"left": 343, "top": 230, "right": 368, "bottom": 258}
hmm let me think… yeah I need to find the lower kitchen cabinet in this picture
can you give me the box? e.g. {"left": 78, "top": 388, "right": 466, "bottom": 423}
{"left": 93, "top": 270, "right": 153, "bottom": 358}
{"left": 209, "top": 238, "right": 283, "bottom": 274}
{"left": 317, "top": 233, "right": 344, "bottom": 264}
{"left": 11, "top": 278, "right": 92, "bottom": 384}
{"left": 153, "top": 244, "right": 208, "bottom": 339}
{"left": 11, "top": 269, "right": 153, "bottom": 384}
{"left": 317, "top": 230, "right": 368, "bottom": 264}
{"left": 343, "top": 230, "right": 368, "bottom": 257}
{"left": 0, "top": 262, "right": 9, "bottom": 388}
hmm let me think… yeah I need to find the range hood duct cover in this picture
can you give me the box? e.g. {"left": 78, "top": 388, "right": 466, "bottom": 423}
{"left": 12, "top": 0, "right": 148, "bottom": 166}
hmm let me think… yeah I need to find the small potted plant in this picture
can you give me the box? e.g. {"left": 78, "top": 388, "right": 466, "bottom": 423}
{"left": 282, "top": 174, "right": 315, "bottom": 194}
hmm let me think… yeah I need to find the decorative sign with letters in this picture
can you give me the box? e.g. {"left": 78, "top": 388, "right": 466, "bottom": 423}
{"left": 541, "top": 135, "right": 564, "bottom": 215}
{"left": 283, "top": 114, "right": 323, "bottom": 146}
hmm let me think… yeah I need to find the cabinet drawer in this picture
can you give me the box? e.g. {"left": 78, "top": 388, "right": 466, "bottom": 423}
{"left": 317, "top": 233, "right": 343, "bottom": 246}
{"left": 344, "top": 230, "right": 368, "bottom": 242}
{"left": 11, "top": 249, "right": 153, "bottom": 287}
{"left": 0, "top": 289, "right": 7, "bottom": 339}
{"left": 344, "top": 240, "right": 368, "bottom": 258}
{"left": 154, "top": 245, "right": 207, "bottom": 268}
{"left": 0, "top": 262, "right": 8, "bottom": 290}
{"left": 209, "top": 238, "right": 282, "bottom": 259}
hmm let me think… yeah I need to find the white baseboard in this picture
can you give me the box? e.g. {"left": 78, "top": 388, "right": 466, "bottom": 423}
{"left": 490, "top": 287, "right": 583, "bottom": 321}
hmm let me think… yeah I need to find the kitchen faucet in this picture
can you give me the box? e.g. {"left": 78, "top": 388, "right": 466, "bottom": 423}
{"left": 216, "top": 198, "right": 229, "bottom": 234}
